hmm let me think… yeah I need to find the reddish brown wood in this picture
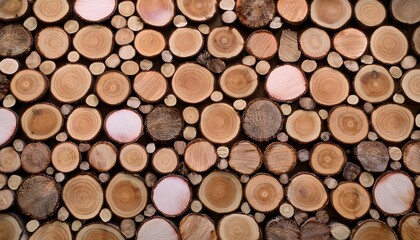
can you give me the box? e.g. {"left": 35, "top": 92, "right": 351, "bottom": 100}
{"left": 184, "top": 138, "right": 217, "bottom": 172}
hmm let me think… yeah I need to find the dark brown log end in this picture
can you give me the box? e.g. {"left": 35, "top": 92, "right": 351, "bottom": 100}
{"left": 146, "top": 106, "right": 183, "bottom": 142}
{"left": 355, "top": 141, "right": 390, "bottom": 172}
{"left": 242, "top": 98, "right": 283, "bottom": 142}
{"left": 265, "top": 217, "right": 300, "bottom": 240}
{"left": 17, "top": 175, "right": 60, "bottom": 220}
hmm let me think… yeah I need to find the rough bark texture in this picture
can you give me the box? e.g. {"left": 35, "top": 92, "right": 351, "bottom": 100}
{"left": 278, "top": 29, "right": 301, "bottom": 63}
{"left": 0, "top": 24, "right": 32, "bottom": 57}
{"left": 300, "top": 218, "right": 330, "bottom": 240}
{"left": 342, "top": 162, "right": 361, "bottom": 181}
{"left": 146, "top": 106, "right": 183, "bottom": 142}
{"left": 21, "top": 142, "right": 51, "bottom": 174}
{"left": 0, "top": 74, "right": 9, "bottom": 101}
{"left": 242, "top": 99, "right": 283, "bottom": 142}
{"left": 16, "top": 175, "right": 60, "bottom": 220}
{"left": 355, "top": 141, "right": 390, "bottom": 172}
{"left": 265, "top": 217, "right": 300, "bottom": 240}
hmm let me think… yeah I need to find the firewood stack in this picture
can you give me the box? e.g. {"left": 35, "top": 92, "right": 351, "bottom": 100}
{"left": 0, "top": 0, "right": 419, "bottom": 239}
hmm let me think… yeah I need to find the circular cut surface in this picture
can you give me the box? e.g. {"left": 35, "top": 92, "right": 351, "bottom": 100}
{"left": 136, "top": 0, "right": 174, "bottom": 27}
{"left": 229, "top": 141, "right": 262, "bottom": 175}
{"left": 246, "top": 30, "right": 277, "bottom": 60}
{"left": 88, "top": 142, "right": 117, "bottom": 172}
{"left": 328, "top": 106, "right": 369, "bottom": 144}
{"left": 36, "top": 27, "right": 69, "bottom": 59}
{"left": 179, "top": 214, "right": 216, "bottom": 240}
{"left": 400, "top": 214, "right": 420, "bottom": 240}
{"left": 245, "top": 174, "right": 284, "bottom": 212}
{"left": 219, "top": 64, "right": 258, "bottom": 99}
{"left": 105, "top": 109, "right": 143, "bottom": 143}
{"left": 17, "top": 175, "right": 60, "bottom": 220}
{"left": 218, "top": 214, "right": 260, "bottom": 240}
{"left": 74, "top": 0, "right": 116, "bottom": 22}
{"left": 33, "top": 0, "right": 69, "bottom": 23}
{"left": 0, "top": 24, "right": 32, "bottom": 57}
{"left": 152, "top": 148, "right": 178, "bottom": 173}
{"left": 413, "top": 27, "right": 420, "bottom": 55}
{"left": 119, "top": 143, "right": 148, "bottom": 172}
{"left": 235, "top": 0, "right": 275, "bottom": 28}
{"left": 310, "top": 143, "right": 346, "bottom": 175}
{"left": 152, "top": 175, "right": 191, "bottom": 217}
{"left": 199, "top": 171, "right": 242, "bottom": 213}
{"left": 52, "top": 142, "right": 80, "bottom": 173}
{"left": 0, "top": 108, "right": 17, "bottom": 147}
{"left": 10, "top": 69, "right": 47, "bottom": 102}
{"left": 172, "top": 63, "right": 214, "bottom": 103}
{"left": 137, "top": 218, "right": 178, "bottom": 240}
{"left": 401, "top": 69, "right": 420, "bottom": 103}
{"left": 134, "top": 71, "right": 167, "bottom": 102}
{"left": 50, "top": 64, "right": 92, "bottom": 103}
{"left": 29, "top": 221, "right": 71, "bottom": 240}
{"left": 286, "top": 110, "right": 321, "bottom": 143}
{"left": 360, "top": 146, "right": 386, "bottom": 177}
{"left": 354, "top": 64, "right": 394, "bottom": 103}
{"left": 287, "top": 173, "right": 328, "bottom": 212}
{"left": 266, "top": 65, "right": 307, "bottom": 102}
{"left": 310, "top": 0, "right": 352, "bottom": 29}
{"left": 0, "top": 214, "right": 22, "bottom": 240}
{"left": 242, "top": 99, "right": 283, "bottom": 142}
{"left": 0, "top": 0, "right": 28, "bottom": 20}
{"left": 169, "top": 28, "right": 203, "bottom": 58}
{"left": 146, "top": 106, "right": 183, "bottom": 142}
{"left": 264, "top": 142, "right": 297, "bottom": 175}
{"left": 0, "top": 147, "right": 20, "bottom": 173}
{"left": 95, "top": 71, "right": 131, "bottom": 105}
{"left": 277, "top": 0, "right": 308, "bottom": 24}
{"left": 184, "top": 139, "right": 217, "bottom": 172}
{"left": 370, "top": 26, "right": 408, "bottom": 64}
{"left": 67, "top": 107, "right": 102, "bottom": 141}
{"left": 299, "top": 27, "right": 331, "bottom": 59}
{"left": 373, "top": 172, "right": 415, "bottom": 215}
{"left": 21, "top": 103, "right": 63, "bottom": 141}
{"left": 333, "top": 28, "right": 367, "bottom": 59}
{"left": 331, "top": 182, "right": 370, "bottom": 220}
{"left": 134, "top": 30, "right": 166, "bottom": 57}
{"left": 403, "top": 141, "right": 420, "bottom": 174}
{"left": 177, "top": 0, "right": 217, "bottom": 22}
{"left": 207, "top": 26, "right": 244, "bottom": 59}
{"left": 310, "top": 67, "right": 349, "bottom": 106}
{"left": 106, "top": 172, "right": 148, "bottom": 218}
{"left": 265, "top": 217, "right": 300, "bottom": 240}
{"left": 352, "top": 220, "right": 397, "bottom": 240}
{"left": 391, "top": 0, "right": 420, "bottom": 24}
{"left": 73, "top": 25, "right": 113, "bottom": 60}
{"left": 76, "top": 223, "right": 124, "bottom": 240}
{"left": 354, "top": 0, "right": 386, "bottom": 27}
{"left": 200, "top": 103, "right": 240, "bottom": 144}
{"left": 371, "top": 104, "right": 414, "bottom": 142}
{"left": 21, "top": 142, "right": 51, "bottom": 174}
{"left": 63, "top": 175, "right": 103, "bottom": 220}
